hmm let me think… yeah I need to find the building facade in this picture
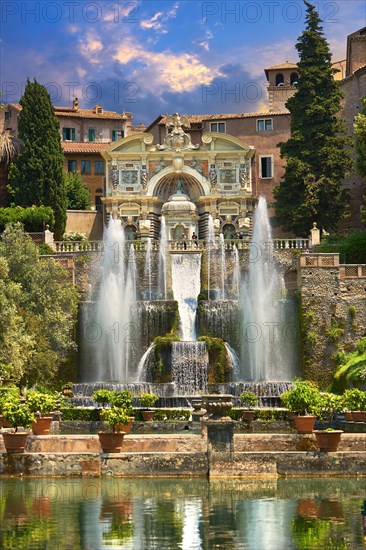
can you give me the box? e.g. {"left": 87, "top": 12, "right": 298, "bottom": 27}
{"left": 0, "top": 99, "right": 144, "bottom": 208}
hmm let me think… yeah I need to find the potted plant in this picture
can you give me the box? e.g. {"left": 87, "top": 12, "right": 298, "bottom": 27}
{"left": 341, "top": 388, "right": 366, "bottom": 422}
{"left": 25, "top": 390, "right": 58, "bottom": 435}
{"left": 313, "top": 392, "right": 344, "bottom": 452}
{"left": 139, "top": 393, "right": 158, "bottom": 421}
{"left": 109, "top": 390, "right": 134, "bottom": 434}
{"left": 0, "top": 386, "right": 20, "bottom": 428}
{"left": 99, "top": 408, "right": 130, "bottom": 452}
{"left": 239, "top": 391, "right": 258, "bottom": 421}
{"left": 92, "top": 389, "right": 114, "bottom": 408}
{"left": 280, "top": 379, "right": 322, "bottom": 434}
{"left": 1, "top": 398, "right": 35, "bottom": 453}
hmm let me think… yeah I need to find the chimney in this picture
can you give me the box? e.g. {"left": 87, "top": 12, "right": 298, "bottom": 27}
{"left": 73, "top": 98, "right": 79, "bottom": 110}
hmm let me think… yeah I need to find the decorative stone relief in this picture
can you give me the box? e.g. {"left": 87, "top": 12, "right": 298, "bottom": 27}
{"left": 156, "top": 113, "right": 199, "bottom": 152}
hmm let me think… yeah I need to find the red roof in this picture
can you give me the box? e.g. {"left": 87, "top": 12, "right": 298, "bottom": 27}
{"left": 61, "top": 142, "right": 111, "bottom": 153}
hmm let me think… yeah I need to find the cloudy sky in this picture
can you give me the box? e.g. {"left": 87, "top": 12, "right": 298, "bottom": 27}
{"left": 1, "top": 1, "right": 365, "bottom": 124}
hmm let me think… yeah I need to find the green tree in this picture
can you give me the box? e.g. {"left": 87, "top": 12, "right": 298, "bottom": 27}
{"left": 273, "top": 1, "right": 352, "bottom": 236}
{"left": 354, "top": 96, "right": 366, "bottom": 224}
{"left": 65, "top": 171, "right": 91, "bottom": 210}
{"left": 8, "top": 79, "right": 66, "bottom": 239}
{"left": 0, "top": 223, "right": 79, "bottom": 386}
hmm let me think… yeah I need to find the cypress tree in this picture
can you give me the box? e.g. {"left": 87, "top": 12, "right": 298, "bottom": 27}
{"left": 8, "top": 79, "right": 66, "bottom": 239}
{"left": 273, "top": 1, "right": 352, "bottom": 236}
{"left": 354, "top": 97, "right": 366, "bottom": 225}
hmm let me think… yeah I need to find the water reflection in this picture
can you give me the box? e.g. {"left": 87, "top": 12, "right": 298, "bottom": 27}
{"left": 0, "top": 478, "right": 365, "bottom": 549}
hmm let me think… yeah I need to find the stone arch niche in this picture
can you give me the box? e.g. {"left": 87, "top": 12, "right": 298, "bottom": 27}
{"left": 147, "top": 165, "right": 209, "bottom": 199}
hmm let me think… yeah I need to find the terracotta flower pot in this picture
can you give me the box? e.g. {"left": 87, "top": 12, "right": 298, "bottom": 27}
{"left": 141, "top": 410, "right": 155, "bottom": 421}
{"left": 294, "top": 415, "right": 316, "bottom": 434}
{"left": 32, "top": 416, "right": 53, "bottom": 435}
{"left": 0, "top": 414, "right": 12, "bottom": 429}
{"left": 2, "top": 432, "right": 28, "bottom": 453}
{"left": 241, "top": 410, "right": 255, "bottom": 422}
{"left": 344, "top": 411, "right": 353, "bottom": 421}
{"left": 98, "top": 431, "right": 125, "bottom": 453}
{"left": 313, "top": 430, "right": 343, "bottom": 452}
{"left": 352, "top": 411, "right": 366, "bottom": 422}
{"left": 114, "top": 417, "right": 134, "bottom": 434}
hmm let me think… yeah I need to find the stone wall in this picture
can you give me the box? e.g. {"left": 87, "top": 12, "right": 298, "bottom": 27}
{"left": 297, "top": 254, "right": 366, "bottom": 387}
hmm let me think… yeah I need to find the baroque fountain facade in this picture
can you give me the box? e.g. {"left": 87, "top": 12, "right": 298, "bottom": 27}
{"left": 77, "top": 114, "right": 301, "bottom": 402}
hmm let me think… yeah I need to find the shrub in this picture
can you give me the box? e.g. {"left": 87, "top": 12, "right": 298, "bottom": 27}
{"left": 2, "top": 400, "right": 35, "bottom": 431}
{"left": 100, "top": 407, "right": 130, "bottom": 432}
{"left": 60, "top": 407, "right": 100, "bottom": 421}
{"left": 25, "top": 390, "right": 58, "bottom": 415}
{"left": 109, "top": 390, "right": 133, "bottom": 415}
{"left": 280, "top": 379, "right": 322, "bottom": 415}
{"left": 140, "top": 393, "right": 158, "bottom": 408}
{"left": 239, "top": 391, "right": 258, "bottom": 408}
{"left": 0, "top": 206, "right": 54, "bottom": 232}
{"left": 92, "top": 390, "right": 114, "bottom": 407}
{"left": 341, "top": 388, "right": 366, "bottom": 411}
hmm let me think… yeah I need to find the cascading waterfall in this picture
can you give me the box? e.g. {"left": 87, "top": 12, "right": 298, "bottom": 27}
{"left": 144, "top": 237, "right": 152, "bottom": 300}
{"left": 240, "top": 196, "right": 299, "bottom": 382}
{"left": 158, "top": 216, "right": 168, "bottom": 299}
{"left": 136, "top": 343, "right": 156, "bottom": 382}
{"left": 219, "top": 233, "right": 226, "bottom": 299}
{"left": 207, "top": 215, "right": 215, "bottom": 299}
{"left": 171, "top": 342, "right": 208, "bottom": 394}
{"left": 83, "top": 218, "right": 136, "bottom": 382}
{"left": 225, "top": 343, "right": 240, "bottom": 380}
{"left": 233, "top": 245, "right": 240, "bottom": 298}
{"left": 171, "top": 254, "right": 201, "bottom": 341}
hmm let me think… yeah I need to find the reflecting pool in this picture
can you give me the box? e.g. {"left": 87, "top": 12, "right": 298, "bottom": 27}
{"left": 0, "top": 477, "right": 365, "bottom": 549}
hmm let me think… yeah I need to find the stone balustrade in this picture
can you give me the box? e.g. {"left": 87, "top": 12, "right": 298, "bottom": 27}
{"left": 340, "top": 264, "right": 366, "bottom": 279}
{"left": 51, "top": 238, "right": 310, "bottom": 254}
{"left": 299, "top": 253, "right": 340, "bottom": 268}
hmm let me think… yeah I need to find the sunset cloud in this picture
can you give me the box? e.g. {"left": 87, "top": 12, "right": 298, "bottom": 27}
{"left": 113, "top": 42, "right": 222, "bottom": 93}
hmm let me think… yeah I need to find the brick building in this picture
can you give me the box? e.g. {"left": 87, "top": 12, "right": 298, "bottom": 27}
{"left": 0, "top": 99, "right": 145, "bottom": 208}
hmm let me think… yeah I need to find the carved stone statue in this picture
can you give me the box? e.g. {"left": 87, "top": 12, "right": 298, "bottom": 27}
{"left": 209, "top": 167, "right": 217, "bottom": 190}
{"left": 152, "top": 159, "right": 168, "bottom": 176}
{"left": 140, "top": 169, "right": 148, "bottom": 188}
{"left": 156, "top": 113, "right": 199, "bottom": 152}
{"left": 189, "top": 159, "right": 205, "bottom": 176}
{"left": 111, "top": 168, "right": 119, "bottom": 190}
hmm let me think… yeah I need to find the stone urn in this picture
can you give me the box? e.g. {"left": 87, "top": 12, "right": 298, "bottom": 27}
{"left": 190, "top": 397, "right": 206, "bottom": 422}
{"left": 202, "top": 394, "right": 232, "bottom": 420}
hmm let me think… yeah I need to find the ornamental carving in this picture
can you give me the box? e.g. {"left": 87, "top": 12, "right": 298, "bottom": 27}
{"left": 157, "top": 113, "right": 199, "bottom": 152}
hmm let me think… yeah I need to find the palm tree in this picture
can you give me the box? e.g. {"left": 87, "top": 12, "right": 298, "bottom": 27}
{"left": 0, "top": 132, "right": 24, "bottom": 206}
{"left": 0, "top": 132, "right": 24, "bottom": 167}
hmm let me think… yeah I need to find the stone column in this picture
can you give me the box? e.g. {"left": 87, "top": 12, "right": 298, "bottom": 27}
{"left": 310, "top": 222, "right": 320, "bottom": 246}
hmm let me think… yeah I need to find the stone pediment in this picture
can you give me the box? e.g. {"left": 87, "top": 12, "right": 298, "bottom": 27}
{"left": 202, "top": 132, "right": 254, "bottom": 154}
{"left": 107, "top": 133, "right": 154, "bottom": 154}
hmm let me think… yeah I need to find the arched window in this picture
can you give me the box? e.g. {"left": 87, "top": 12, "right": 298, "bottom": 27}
{"left": 276, "top": 73, "right": 284, "bottom": 86}
{"left": 290, "top": 72, "right": 298, "bottom": 85}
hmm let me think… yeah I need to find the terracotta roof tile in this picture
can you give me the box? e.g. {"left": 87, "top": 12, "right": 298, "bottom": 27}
{"left": 265, "top": 62, "right": 298, "bottom": 71}
{"left": 6, "top": 103, "right": 126, "bottom": 120}
{"left": 158, "top": 111, "right": 289, "bottom": 124}
{"left": 54, "top": 108, "right": 126, "bottom": 120}
{"left": 61, "top": 142, "right": 111, "bottom": 153}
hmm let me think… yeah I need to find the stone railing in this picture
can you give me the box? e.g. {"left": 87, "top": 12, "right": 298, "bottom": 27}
{"left": 299, "top": 253, "right": 340, "bottom": 268}
{"left": 340, "top": 264, "right": 366, "bottom": 279}
{"left": 53, "top": 241, "right": 103, "bottom": 253}
{"left": 50, "top": 238, "right": 309, "bottom": 254}
{"left": 273, "top": 238, "right": 309, "bottom": 250}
